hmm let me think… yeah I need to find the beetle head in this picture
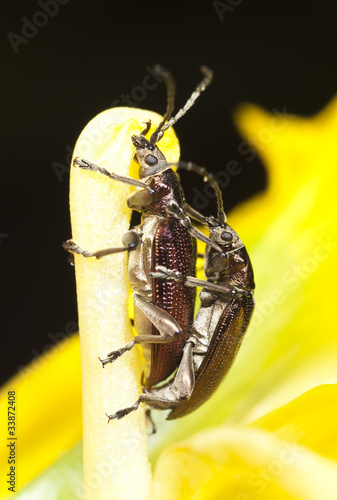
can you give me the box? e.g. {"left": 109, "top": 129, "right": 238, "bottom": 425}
{"left": 204, "top": 220, "right": 245, "bottom": 279}
{"left": 206, "top": 220, "right": 244, "bottom": 253}
{"left": 132, "top": 134, "right": 169, "bottom": 179}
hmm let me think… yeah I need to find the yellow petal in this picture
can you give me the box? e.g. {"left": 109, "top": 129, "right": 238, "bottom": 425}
{"left": 151, "top": 384, "right": 337, "bottom": 500}
{"left": 149, "top": 95, "right": 337, "bottom": 460}
{"left": 4, "top": 95, "right": 337, "bottom": 499}
{"left": 250, "top": 383, "right": 337, "bottom": 461}
{"left": 231, "top": 96, "right": 337, "bottom": 242}
{"left": 0, "top": 334, "right": 82, "bottom": 497}
{"left": 228, "top": 97, "right": 337, "bottom": 423}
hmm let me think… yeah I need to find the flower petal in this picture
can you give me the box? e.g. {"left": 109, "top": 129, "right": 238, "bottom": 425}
{"left": 250, "top": 383, "right": 337, "bottom": 461}
{"left": 148, "top": 96, "right": 337, "bottom": 462}
{"left": 151, "top": 384, "right": 337, "bottom": 500}
{"left": 0, "top": 334, "right": 81, "bottom": 497}
{"left": 11, "top": 442, "right": 83, "bottom": 500}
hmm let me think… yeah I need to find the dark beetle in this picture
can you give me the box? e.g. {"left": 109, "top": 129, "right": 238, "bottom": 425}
{"left": 64, "top": 66, "right": 222, "bottom": 388}
{"left": 105, "top": 162, "right": 255, "bottom": 422}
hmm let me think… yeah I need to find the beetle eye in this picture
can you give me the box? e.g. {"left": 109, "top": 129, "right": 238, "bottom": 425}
{"left": 144, "top": 154, "right": 158, "bottom": 166}
{"left": 221, "top": 231, "right": 232, "bottom": 242}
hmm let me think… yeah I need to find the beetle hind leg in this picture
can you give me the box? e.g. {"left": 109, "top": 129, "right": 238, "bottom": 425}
{"left": 145, "top": 407, "right": 156, "bottom": 434}
{"left": 106, "top": 398, "right": 141, "bottom": 422}
{"left": 105, "top": 393, "right": 176, "bottom": 423}
{"left": 105, "top": 341, "right": 195, "bottom": 423}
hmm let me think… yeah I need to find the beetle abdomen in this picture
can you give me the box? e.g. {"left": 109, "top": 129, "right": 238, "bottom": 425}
{"left": 144, "top": 218, "right": 196, "bottom": 388}
{"left": 167, "top": 294, "right": 255, "bottom": 419}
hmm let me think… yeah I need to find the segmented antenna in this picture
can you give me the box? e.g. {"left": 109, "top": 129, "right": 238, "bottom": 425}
{"left": 166, "top": 161, "right": 226, "bottom": 225}
{"left": 150, "top": 65, "right": 176, "bottom": 145}
{"left": 151, "top": 66, "right": 214, "bottom": 145}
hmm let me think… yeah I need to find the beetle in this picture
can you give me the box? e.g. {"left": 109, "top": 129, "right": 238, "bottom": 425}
{"left": 104, "top": 161, "right": 255, "bottom": 422}
{"left": 63, "top": 66, "right": 223, "bottom": 389}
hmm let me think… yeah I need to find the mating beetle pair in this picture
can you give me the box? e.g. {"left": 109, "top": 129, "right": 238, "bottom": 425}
{"left": 64, "top": 66, "right": 255, "bottom": 427}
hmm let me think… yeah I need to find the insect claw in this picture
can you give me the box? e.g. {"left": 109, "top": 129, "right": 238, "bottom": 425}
{"left": 62, "top": 239, "right": 95, "bottom": 258}
{"left": 99, "top": 354, "right": 118, "bottom": 366}
{"left": 73, "top": 157, "right": 91, "bottom": 170}
{"left": 98, "top": 356, "right": 106, "bottom": 368}
{"left": 62, "top": 239, "right": 76, "bottom": 252}
{"left": 105, "top": 410, "right": 126, "bottom": 422}
{"left": 73, "top": 157, "right": 84, "bottom": 168}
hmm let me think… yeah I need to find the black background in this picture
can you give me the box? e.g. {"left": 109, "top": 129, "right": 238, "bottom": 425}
{"left": 1, "top": 0, "right": 336, "bottom": 384}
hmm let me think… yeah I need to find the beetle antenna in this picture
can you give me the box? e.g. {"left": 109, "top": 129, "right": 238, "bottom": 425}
{"left": 179, "top": 161, "right": 226, "bottom": 225}
{"left": 160, "top": 161, "right": 226, "bottom": 224}
{"left": 152, "top": 66, "right": 214, "bottom": 145}
{"left": 149, "top": 65, "right": 176, "bottom": 145}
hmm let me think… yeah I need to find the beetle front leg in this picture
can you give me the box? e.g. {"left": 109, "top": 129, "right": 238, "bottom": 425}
{"left": 63, "top": 230, "right": 140, "bottom": 259}
{"left": 73, "top": 157, "right": 154, "bottom": 193}
{"left": 99, "top": 294, "right": 183, "bottom": 366}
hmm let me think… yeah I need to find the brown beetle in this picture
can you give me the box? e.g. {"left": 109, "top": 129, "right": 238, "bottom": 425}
{"left": 106, "top": 162, "right": 255, "bottom": 423}
{"left": 64, "top": 67, "right": 222, "bottom": 389}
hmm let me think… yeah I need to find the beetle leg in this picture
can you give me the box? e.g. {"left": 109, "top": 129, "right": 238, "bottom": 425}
{"left": 99, "top": 293, "right": 183, "bottom": 366}
{"left": 166, "top": 202, "right": 224, "bottom": 255}
{"left": 187, "top": 224, "right": 225, "bottom": 255}
{"left": 132, "top": 294, "right": 182, "bottom": 343}
{"left": 63, "top": 230, "right": 140, "bottom": 259}
{"left": 105, "top": 342, "right": 195, "bottom": 422}
{"left": 145, "top": 407, "right": 157, "bottom": 434}
{"left": 185, "top": 203, "right": 207, "bottom": 224}
{"left": 99, "top": 340, "right": 136, "bottom": 366}
{"left": 127, "top": 188, "right": 156, "bottom": 210}
{"left": 73, "top": 157, "right": 154, "bottom": 192}
{"left": 106, "top": 399, "right": 141, "bottom": 422}
{"left": 151, "top": 265, "right": 248, "bottom": 298}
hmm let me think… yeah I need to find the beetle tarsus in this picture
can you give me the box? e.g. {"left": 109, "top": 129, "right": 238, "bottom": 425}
{"left": 106, "top": 400, "right": 140, "bottom": 422}
{"left": 99, "top": 340, "right": 136, "bottom": 367}
{"left": 73, "top": 157, "right": 90, "bottom": 169}
{"left": 150, "top": 266, "right": 186, "bottom": 283}
{"left": 62, "top": 239, "right": 95, "bottom": 258}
